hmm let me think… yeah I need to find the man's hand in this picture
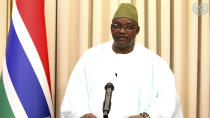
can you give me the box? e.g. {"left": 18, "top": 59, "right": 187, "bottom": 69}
{"left": 80, "top": 113, "right": 97, "bottom": 118}
{"left": 128, "top": 115, "right": 145, "bottom": 118}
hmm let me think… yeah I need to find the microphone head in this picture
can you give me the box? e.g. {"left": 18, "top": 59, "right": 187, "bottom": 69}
{"left": 105, "top": 83, "right": 114, "bottom": 91}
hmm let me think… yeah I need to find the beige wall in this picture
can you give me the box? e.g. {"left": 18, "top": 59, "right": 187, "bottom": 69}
{"left": 44, "top": 0, "right": 57, "bottom": 114}
{"left": 0, "top": 0, "right": 209, "bottom": 118}
{"left": 0, "top": 0, "right": 9, "bottom": 74}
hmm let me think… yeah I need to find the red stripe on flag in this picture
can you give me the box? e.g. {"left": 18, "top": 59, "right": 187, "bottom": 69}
{"left": 15, "top": 0, "right": 51, "bottom": 94}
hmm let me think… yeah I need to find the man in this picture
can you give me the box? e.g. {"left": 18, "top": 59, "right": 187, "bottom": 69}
{"left": 61, "top": 3, "right": 183, "bottom": 118}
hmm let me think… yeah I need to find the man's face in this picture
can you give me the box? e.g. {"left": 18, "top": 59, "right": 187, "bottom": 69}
{"left": 111, "top": 17, "right": 139, "bottom": 50}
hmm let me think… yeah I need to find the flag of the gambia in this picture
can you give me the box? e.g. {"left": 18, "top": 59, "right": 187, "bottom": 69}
{"left": 0, "top": 0, "right": 54, "bottom": 117}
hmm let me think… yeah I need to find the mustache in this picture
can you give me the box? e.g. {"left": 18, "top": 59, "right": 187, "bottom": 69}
{"left": 116, "top": 36, "right": 128, "bottom": 38}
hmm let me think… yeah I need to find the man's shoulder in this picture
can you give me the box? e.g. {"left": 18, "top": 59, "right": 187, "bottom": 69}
{"left": 135, "top": 43, "right": 167, "bottom": 64}
{"left": 78, "top": 41, "right": 112, "bottom": 64}
{"left": 85, "top": 41, "right": 112, "bottom": 54}
{"left": 135, "top": 43, "right": 158, "bottom": 57}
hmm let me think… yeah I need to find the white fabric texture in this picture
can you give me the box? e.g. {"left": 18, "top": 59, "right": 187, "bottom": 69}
{"left": 60, "top": 41, "right": 183, "bottom": 118}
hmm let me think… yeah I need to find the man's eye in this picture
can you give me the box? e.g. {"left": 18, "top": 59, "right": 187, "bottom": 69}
{"left": 126, "top": 26, "right": 134, "bottom": 30}
{"left": 113, "top": 24, "right": 121, "bottom": 28}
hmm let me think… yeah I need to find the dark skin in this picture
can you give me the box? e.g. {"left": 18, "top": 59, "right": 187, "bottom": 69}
{"left": 80, "top": 18, "right": 143, "bottom": 118}
{"left": 80, "top": 113, "right": 97, "bottom": 118}
{"left": 111, "top": 17, "right": 140, "bottom": 54}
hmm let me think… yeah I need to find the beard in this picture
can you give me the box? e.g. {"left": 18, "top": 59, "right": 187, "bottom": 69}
{"left": 114, "top": 38, "right": 135, "bottom": 50}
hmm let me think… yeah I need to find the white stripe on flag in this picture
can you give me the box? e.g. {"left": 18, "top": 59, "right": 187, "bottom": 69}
{"left": 12, "top": 1, "right": 54, "bottom": 117}
{"left": 3, "top": 61, "right": 28, "bottom": 118}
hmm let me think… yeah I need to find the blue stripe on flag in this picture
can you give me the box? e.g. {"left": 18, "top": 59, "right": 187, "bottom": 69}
{"left": 6, "top": 20, "right": 51, "bottom": 118}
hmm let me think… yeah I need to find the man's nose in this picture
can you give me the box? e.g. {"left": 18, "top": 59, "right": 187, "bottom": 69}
{"left": 119, "top": 26, "right": 126, "bottom": 33}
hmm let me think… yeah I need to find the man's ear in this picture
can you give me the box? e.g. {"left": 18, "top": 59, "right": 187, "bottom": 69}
{"left": 136, "top": 26, "right": 140, "bottom": 34}
{"left": 110, "top": 24, "right": 112, "bottom": 30}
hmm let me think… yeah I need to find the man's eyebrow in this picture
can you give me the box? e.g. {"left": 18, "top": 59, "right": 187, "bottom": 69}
{"left": 126, "top": 23, "right": 135, "bottom": 25}
{"left": 112, "top": 21, "right": 120, "bottom": 24}
{"left": 112, "top": 21, "right": 135, "bottom": 25}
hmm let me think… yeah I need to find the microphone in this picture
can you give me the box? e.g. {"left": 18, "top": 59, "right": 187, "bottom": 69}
{"left": 103, "top": 83, "right": 114, "bottom": 118}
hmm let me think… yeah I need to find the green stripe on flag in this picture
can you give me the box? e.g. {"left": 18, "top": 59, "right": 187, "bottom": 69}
{"left": 0, "top": 73, "right": 15, "bottom": 118}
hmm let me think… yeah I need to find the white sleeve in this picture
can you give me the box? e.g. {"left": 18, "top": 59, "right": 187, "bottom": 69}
{"left": 60, "top": 51, "right": 90, "bottom": 118}
{"left": 147, "top": 58, "right": 182, "bottom": 118}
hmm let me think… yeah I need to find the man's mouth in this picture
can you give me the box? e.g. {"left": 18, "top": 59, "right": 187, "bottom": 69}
{"left": 117, "top": 36, "right": 128, "bottom": 41}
